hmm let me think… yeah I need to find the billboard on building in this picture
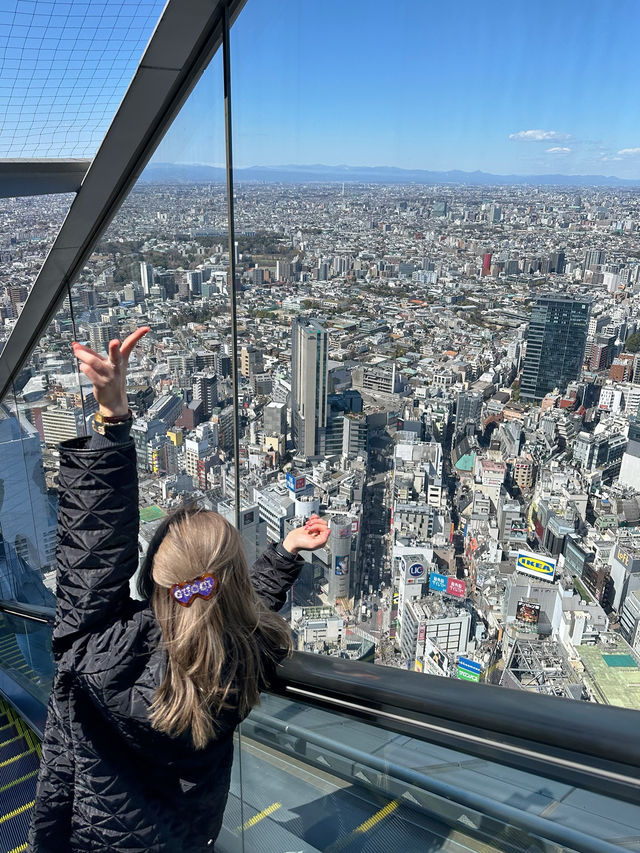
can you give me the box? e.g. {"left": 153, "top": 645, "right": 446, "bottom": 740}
{"left": 516, "top": 550, "right": 556, "bottom": 582}
{"left": 516, "top": 600, "right": 541, "bottom": 624}
{"left": 614, "top": 544, "right": 640, "bottom": 572}
{"left": 242, "top": 510, "right": 254, "bottom": 526}
{"left": 425, "top": 637, "right": 449, "bottom": 673}
{"left": 418, "top": 623, "right": 426, "bottom": 642}
{"left": 457, "top": 657, "right": 481, "bottom": 682}
{"left": 414, "top": 659, "right": 423, "bottom": 672}
{"left": 429, "top": 572, "right": 448, "bottom": 593}
{"left": 457, "top": 666, "right": 480, "bottom": 683}
{"left": 446, "top": 577, "right": 466, "bottom": 598}
{"left": 286, "top": 472, "right": 306, "bottom": 493}
{"left": 334, "top": 555, "right": 349, "bottom": 576}
{"left": 404, "top": 561, "right": 426, "bottom": 584}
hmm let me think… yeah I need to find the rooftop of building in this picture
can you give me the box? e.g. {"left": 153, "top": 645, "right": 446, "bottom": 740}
{"left": 577, "top": 633, "right": 640, "bottom": 710}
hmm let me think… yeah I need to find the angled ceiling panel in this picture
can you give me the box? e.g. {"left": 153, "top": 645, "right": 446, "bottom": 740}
{"left": 0, "top": 160, "right": 92, "bottom": 198}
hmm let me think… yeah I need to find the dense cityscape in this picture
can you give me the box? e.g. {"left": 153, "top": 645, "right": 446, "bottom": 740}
{"left": 2, "top": 179, "right": 640, "bottom": 709}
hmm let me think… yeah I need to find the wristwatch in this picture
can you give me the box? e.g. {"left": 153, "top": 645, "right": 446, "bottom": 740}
{"left": 93, "top": 408, "right": 133, "bottom": 435}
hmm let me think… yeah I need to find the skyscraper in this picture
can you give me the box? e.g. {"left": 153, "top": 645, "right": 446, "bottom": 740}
{"left": 521, "top": 296, "right": 590, "bottom": 401}
{"left": 140, "top": 261, "right": 154, "bottom": 295}
{"left": 584, "top": 249, "right": 605, "bottom": 270}
{"left": 291, "top": 318, "right": 328, "bottom": 457}
{"left": 455, "top": 391, "right": 483, "bottom": 437}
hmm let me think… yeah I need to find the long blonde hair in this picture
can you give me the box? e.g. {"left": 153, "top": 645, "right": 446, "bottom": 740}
{"left": 149, "top": 509, "right": 292, "bottom": 749}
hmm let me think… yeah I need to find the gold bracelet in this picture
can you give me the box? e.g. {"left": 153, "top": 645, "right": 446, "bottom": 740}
{"left": 93, "top": 408, "right": 133, "bottom": 435}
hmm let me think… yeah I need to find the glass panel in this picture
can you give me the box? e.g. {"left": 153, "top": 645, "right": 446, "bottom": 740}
{"left": 0, "top": 193, "right": 74, "bottom": 317}
{"left": 227, "top": 0, "right": 640, "bottom": 713}
{"left": 0, "top": 292, "right": 84, "bottom": 605}
{"left": 0, "top": 612, "right": 53, "bottom": 706}
{"left": 217, "top": 694, "right": 640, "bottom": 853}
{"left": 64, "top": 49, "right": 231, "bottom": 597}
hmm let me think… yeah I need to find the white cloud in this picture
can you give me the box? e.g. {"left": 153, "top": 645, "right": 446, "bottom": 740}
{"left": 546, "top": 146, "right": 571, "bottom": 154}
{"left": 617, "top": 147, "right": 640, "bottom": 157}
{"left": 509, "top": 129, "right": 571, "bottom": 142}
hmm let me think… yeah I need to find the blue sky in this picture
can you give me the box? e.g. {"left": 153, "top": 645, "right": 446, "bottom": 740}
{"left": 3, "top": 0, "right": 640, "bottom": 177}
{"left": 154, "top": 0, "right": 640, "bottom": 177}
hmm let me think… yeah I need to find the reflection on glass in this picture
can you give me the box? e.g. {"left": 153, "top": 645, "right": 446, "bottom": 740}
{"left": 219, "top": 693, "right": 640, "bottom": 853}
{"left": 0, "top": 612, "right": 54, "bottom": 705}
{"left": 0, "top": 403, "right": 55, "bottom": 604}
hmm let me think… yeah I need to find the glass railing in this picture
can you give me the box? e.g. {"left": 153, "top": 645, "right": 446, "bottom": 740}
{"left": 0, "top": 603, "right": 53, "bottom": 733}
{"left": 220, "top": 691, "right": 638, "bottom": 853}
{"left": 2, "top": 603, "right": 639, "bottom": 852}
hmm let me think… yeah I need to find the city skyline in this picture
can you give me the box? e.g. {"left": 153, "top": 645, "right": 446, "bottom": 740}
{"left": 151, "top": 0, "right": 640, "bottom": 179}
{"left": 4, "top": 1, "right": 640, "bottom": 179}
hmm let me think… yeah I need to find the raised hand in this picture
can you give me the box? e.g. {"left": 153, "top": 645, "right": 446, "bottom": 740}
{"left": 72, "top": 326, "right": 150, "bottom": 417}
{"left": 283, "top": 515, "right": 330, "bottom": 555}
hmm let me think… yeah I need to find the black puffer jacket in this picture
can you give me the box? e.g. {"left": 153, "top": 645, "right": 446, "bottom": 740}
{"left": 28, "top": 437, "right": 303, "bottom": 852}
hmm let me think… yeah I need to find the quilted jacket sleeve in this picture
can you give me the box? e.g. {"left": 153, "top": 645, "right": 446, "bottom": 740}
{"left": 249, "top": 543, "right": 304, "bottom": 611}
{"left": 52, "top": 436, "right": 139, "bottom": 658}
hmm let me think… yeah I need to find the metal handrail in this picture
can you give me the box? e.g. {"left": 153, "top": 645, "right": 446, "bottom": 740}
{"left": 273, "top": 650, "right": 640, "bottom": 775}
{"left": 2, "top": 599, "right": 640, "bottom": 804}
{"left": 2, "top": 599, "right": 639, "bottom": 767}
{"left": 0, "top": 600, "right": 55, "bottom": 624}
{"left": 248, "top": 709, "right": 628, "bottom": 853}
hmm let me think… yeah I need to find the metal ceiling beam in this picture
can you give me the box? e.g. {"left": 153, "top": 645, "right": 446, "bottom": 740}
{"left": 0, "top": 159, "right": 91, "bottom": 198}
{"left": 0, "top": 0, "right": 247, "bottom": 400}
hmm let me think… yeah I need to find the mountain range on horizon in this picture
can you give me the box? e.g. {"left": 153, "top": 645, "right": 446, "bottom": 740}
{"left": 140, "top": 161, "right": 640, "bottom": 188}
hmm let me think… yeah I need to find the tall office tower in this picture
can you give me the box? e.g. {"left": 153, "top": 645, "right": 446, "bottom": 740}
{"left": 88, "top": 321, "right": 116, "bottom": 353}
{"left": 187, "top": 270, "right": 202, "bottom": 297}
{"left": 240, "top": 345, "right": 264, "bottom": 379}
{"left": 251, "top": 267, "right": 265, "bottom": 286}
{"left": 455, "top": 391, "right": 483, "bottom": 437}
{"left": 291, "top": 318, "right": 328, "bottom": 458}
{"left": 482, "top": 252, "right": 492, "bottom": 276}
{"left": 192, "top": 372, "right": 218, "bottom": 418}
{"left": 155, "top": 271, "right": 176, "bottom": 299}
{"left": 520, "top": 296, "right": 590, "bottom": 402}
{"left": 489, "top": 204, "right": 501, "bottom": 223}
{"left": 140, "top": 262, "right": 154, "bottom": 295}
{"left": 584, "top": 249, "right": 605, "bottom": 270}
{"left": 263, "top": 401, "right": 287, "bottom": 436}
{"left": 549, "top": 251, "right": 566, "bottom": 274}
{"left": 276, "top": 260, "right": 293, "bottom": 281}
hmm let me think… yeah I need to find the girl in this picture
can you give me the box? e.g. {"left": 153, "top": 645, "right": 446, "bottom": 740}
{"left": 29, "top": 327, "right": 329, "bottom": 852}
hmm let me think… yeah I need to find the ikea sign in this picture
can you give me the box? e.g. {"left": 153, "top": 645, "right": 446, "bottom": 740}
{"left": 516, "top": 550, "right": 556, "bottom": 582}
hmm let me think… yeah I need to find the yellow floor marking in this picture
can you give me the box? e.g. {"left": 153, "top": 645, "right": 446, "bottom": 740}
{"left": 8, "top": 843, "right": 28, "bottom": 853}
{"left": 0, "top": 734, "right": 25, "bottom": 750}
{"left": 0, "top": 801, "right": 34, "bottom": 825}
{"left": 326, "top": 799, "right": 400, "bottom": 853}
{"left": 0, "top": 748, "right": 35, "bottom": 769}
{"left": 237, "top": 801, "right": 281, "bottom": 832}
{"left": 0, "top": 769, "right": 38, "bottom": 795}
{"left": 354, "top": 798, "right": 400, "bottom": 834}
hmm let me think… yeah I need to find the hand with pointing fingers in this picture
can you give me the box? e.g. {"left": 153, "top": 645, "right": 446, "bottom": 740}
{"left": 72, "top": 326, "right": 150, "bottom": 418}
